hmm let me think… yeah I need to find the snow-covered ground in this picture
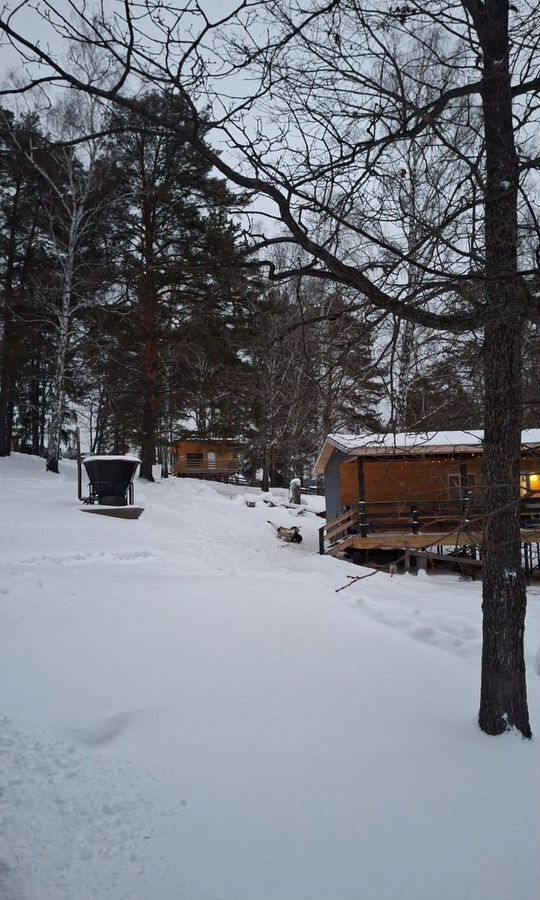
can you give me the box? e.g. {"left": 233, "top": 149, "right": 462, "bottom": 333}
{"left": 0, "top": 454, "right": 538, "bottom": 900}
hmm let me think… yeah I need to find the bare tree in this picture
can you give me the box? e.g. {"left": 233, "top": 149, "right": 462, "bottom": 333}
{"left": 15, "top": 97, "right": 108, "bottom": 472}
{"left": 1, "top": 1, "right": 539, "bottom": 735}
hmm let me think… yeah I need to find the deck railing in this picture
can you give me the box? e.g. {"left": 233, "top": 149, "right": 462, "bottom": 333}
{"left": 318, "top": 493, "right": 540, "bottom": 554}
{"left": 176, "top": 457, "right": 240, "bottom": 475}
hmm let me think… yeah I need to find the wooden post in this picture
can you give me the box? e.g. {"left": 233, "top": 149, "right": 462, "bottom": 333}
{"left": 462, "top": 490, "right": 472, "bottom": 526}
{"left": 318, "top": 525, "right": 326, "bottom": 555}
{"left": 357, "top": 459, "right": 366, "bottom": 501}
{"left": 523, "top": 542, "right": 529, "bottom": 583}
{"left": 75, "top": 426, "right": 82, "bottom": 501}
{"left": 411, "top": 502, "right": 419, "bottom": 534}
{"left": 359, "top": 501, "right": 368, "bottom": 537}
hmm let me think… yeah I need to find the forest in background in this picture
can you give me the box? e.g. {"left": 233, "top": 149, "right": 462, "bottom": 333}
{"left": 1, "top": 90, "right": 539, "bottom": 484}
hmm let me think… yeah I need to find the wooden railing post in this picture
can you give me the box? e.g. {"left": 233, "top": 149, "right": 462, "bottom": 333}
{"left": 75, "top": 426, "right": 82, "bottom": 501}
{"left": 359, "top": 502, "right": 368, "bottom": 537}
{"left": 462, "top": 490, "right": 472, "bottom": 527}
{"left": 411, "top": 503, "right": 419, "bottom": 534}
{"left": 319, "top": 525, "right": 326, "bottom": 555}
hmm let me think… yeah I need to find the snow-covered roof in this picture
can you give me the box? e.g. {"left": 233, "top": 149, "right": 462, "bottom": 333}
{"left": 313, "top": 430, "right": 540, "bottom": 474}
{"left": 83, "top": 455, "right": 141, "bottom": 464}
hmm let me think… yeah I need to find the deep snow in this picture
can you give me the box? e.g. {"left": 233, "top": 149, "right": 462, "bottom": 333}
{"left": 0, "top": 454, "right": 538, "bottom": 900}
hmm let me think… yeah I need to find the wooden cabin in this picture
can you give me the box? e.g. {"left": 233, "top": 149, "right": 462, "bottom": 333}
{"left": 314, "top": 430, "right": 540, "bottom": 558}
{"left": 171, "top": 438, "right": 243, "bottom": 480}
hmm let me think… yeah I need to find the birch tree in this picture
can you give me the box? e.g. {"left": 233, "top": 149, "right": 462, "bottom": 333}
{"left": 19, "top": 100, "right": 107, "bottom": 472}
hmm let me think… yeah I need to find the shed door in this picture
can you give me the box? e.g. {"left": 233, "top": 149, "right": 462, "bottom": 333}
{"left": 208, "top": 451, "right": 216, "bottom": 468}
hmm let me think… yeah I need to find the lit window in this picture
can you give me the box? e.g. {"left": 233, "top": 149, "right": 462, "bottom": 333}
{"left": 529, "top": 473, "right": 540, "bottom": 494}
{"left": 520, "top": 472, "right": 540, "bottom": 495}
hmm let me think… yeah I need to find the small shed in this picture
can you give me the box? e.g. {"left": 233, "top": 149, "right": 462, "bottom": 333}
{"left": 314, "top": 430, "right": 540, "bottom": 523}
{"left": 171, "top": 438, "right": 243, "bottom": 480}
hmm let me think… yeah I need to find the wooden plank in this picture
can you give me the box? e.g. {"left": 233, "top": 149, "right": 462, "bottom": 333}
{"left": 339, "top": 529, "right": 540, "bottom": 551}
{"left": 80, "top": 506, "right": 144, "bottom": 519}
{"left": 340, "top": 460, "right": 360, "bottom": 508}
{"left": 342, "top": 531, "right": 466, "bottom": 550}
{"left": 325, "top": 518, "right": 356, "bottom": 540}
{"left": 319, "top": 525, "right": 326, "bottom": 555}
{"left": 325, "top": 503, "right": 361, "bottom": 529}
{"left": 325, "top": 536, "right": 355, "bottom": 557}
{"left": 413, "top": 549, "right": 483, "bottom": 567}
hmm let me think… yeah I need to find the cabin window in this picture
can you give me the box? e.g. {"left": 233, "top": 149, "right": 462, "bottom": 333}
{"left": 186, "top": 452, "right": 204, "bottom": 467}
{"left": 520, "top": 472, "right": 540, "bottom": 495}
{"left": 448, "top": 475, "right": 461, "bottom": 498}
{"left": 207, "top": 452, "right": 216, "bottom": 468}
{"left": 448, "top": 473, "right": 476, "bottom": 498}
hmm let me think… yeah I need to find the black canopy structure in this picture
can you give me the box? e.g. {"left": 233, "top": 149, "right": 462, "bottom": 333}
{"left": 82, "top": 456, "right": 141, "bottom": 507}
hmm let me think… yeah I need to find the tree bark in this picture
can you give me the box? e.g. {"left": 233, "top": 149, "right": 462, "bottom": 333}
{"left": 261, "top": 442, "right": 270, "bottom": 492}
{"left": 46, "top": 213, "right": 78, "bottom": 474}
{"left": 30, "top": 352, "right": 41, "bottom": 455}
{"left": 0, "top": 183, "right": 20, "bottom": 457}
{"left": 138, "top": 179, "right": 160, "bottom": 482}
{"left": 139, "top": 271, "right": 158, "bottom": 481}
{"left": 477, "top": 0, "right": 531, "bottom": 736}
{"left": 46, "top": 303, "right": 70, "bottom": 473}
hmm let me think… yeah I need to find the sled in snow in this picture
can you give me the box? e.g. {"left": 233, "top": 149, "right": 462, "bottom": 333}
{"left": 268, "top": 521, "right": 303, "bottom": 543}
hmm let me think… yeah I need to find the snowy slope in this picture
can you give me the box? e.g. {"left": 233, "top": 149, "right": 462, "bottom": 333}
{"left": 0, "top": 454, "right": 539, "bottom": 900}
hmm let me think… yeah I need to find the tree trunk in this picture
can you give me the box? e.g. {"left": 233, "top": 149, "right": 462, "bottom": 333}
{"left": 139, "top": 272, "right": 158, "bottom": 481}
{"left": 396, "top": 319, "right": 416, "bottom": 429}
{"left": 46, "top": 222, "right": 76, "bottom": 473}
{"left": 0, "top": 184, "right": 20, "bottom": 457}
{"left": 30, "top": 353, "right": 41, "bottom": 455}
{"left": 161, "top": 441, "right": 169, "bottom": 478}
{"left": 261, "top": 442, "right": 270, "bottom": 492}
{"left": 46, "top": 320, "right": 69, "bottom": 473}
{"left": 0, "top": 305, "right": 17, "bottom": 456}
{"left": 478, "top": 1, "right": 531, "bottom": 737}
{"left": 270, "top": 444, "right": 277, "bottom": 486}
{"left": 39, "top": 374, "right": 46, "bottom": 456}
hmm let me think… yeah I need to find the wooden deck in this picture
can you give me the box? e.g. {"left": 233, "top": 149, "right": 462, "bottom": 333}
{"left": 325, "top": 528, "right": 540, "bottom": 557}
{"left": 319, "top": 497, "right": 540, "bottom": 559}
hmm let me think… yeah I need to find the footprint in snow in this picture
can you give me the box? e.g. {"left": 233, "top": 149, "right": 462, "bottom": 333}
{"left": 70, "top": 711, "right": 142, "bottom": 746}
{"left": 412, "top": 625, "right": 438, "bottom": 643}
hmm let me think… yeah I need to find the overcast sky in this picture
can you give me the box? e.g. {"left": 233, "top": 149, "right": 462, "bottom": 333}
{"left": 0, "top": 1, "right": 280, "bottom": 227}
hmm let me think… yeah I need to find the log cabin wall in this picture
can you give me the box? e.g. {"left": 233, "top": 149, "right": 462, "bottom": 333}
{"left": 325, "top": 450, "right": 350, "bottom": 520}
{"left": 362, "top": 458, "right": 482, "bottom": 502}
{"left": 338, "top": 455, "right": 540, "bottom": 510}
{"left": 339, "top": 460, "right": 360, "bottom": 508}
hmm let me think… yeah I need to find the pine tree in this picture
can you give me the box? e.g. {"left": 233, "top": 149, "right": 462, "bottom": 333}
{"left": 99, "top": 92, "right": 248, "bottom": 478}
